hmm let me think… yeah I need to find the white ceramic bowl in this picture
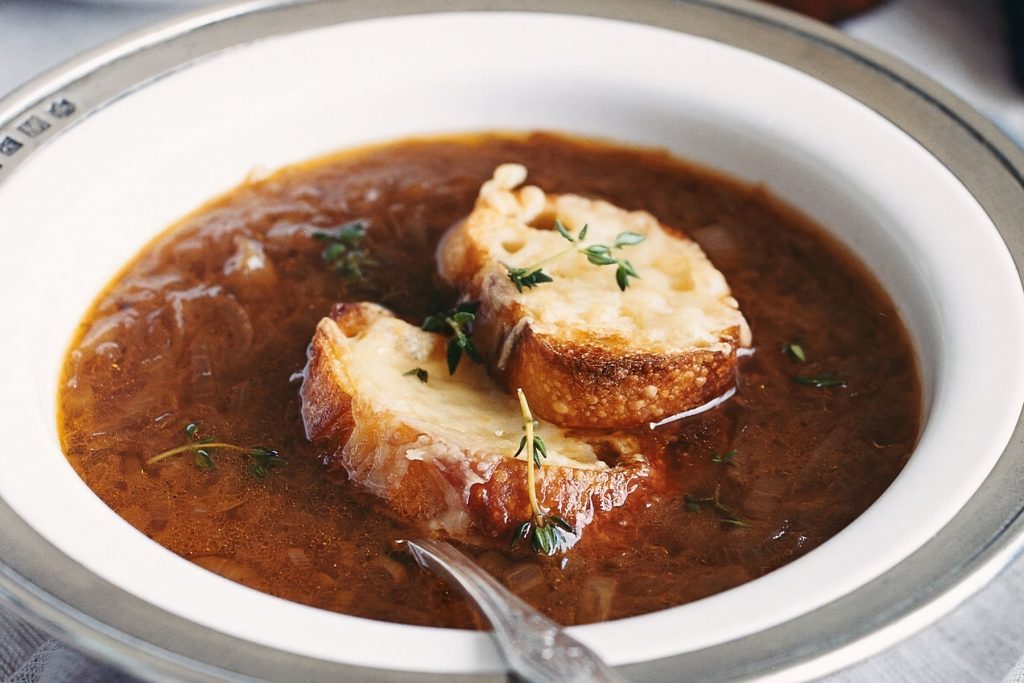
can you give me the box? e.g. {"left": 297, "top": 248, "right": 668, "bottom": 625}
{"left": 1, "top": 2, "right": 1023, "bottom": 681}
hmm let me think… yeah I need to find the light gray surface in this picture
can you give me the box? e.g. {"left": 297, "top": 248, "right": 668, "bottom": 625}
{"left": 0, "top": 1, "right": 1021, "bottom": 682}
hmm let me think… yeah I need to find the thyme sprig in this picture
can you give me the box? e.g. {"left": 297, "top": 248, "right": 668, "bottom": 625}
{"left": 510, "top": 389, "right": 576, "bottom": 555}
{"left": 503, "top": 219, "right": 645, "bottom": 292}
{"left": 684, "top": 485, "right": 749, "bottom": 528}
{"left": 421, "top": 301, "right": 482, "bottom": 374}
{"left": 313, "top": 219, "right": 371, "bottom": 278}
{"left": 146, "top": 422, "right": 287, "bottom": 480}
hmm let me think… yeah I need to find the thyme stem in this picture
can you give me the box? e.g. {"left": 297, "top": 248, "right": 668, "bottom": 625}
{"left": 146, "top": 442, "right": 249, "bottom": 466}
{"left": 504, "top": 220, "right": 645, "bottom": 292}
{"left": 517, "top": 387, "right": 544, "bottom": 523}
{"left": 515, "top": 244, "right": 578, "bottom": 279}
{"left": 510, "top": 391, "right": 576, "bottom": 555}
{"left": 146, "top": 422, "right": 286, "bottom": 479}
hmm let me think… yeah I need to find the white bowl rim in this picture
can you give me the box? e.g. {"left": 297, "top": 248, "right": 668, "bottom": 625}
{"left": 0, "top": 2, "right": 1023, "bottom": 682}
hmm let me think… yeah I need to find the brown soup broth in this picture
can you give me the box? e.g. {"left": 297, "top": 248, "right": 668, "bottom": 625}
{"left": 58, "top": 133, "right": 920, "bottom": 628}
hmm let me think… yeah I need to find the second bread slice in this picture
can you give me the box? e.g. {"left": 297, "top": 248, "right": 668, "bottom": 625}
{"left": 299, "top": 302, "right": 650, "bottom": 542}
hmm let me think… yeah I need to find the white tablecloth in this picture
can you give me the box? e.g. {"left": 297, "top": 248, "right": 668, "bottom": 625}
{"left": 1, "top": 1, "right": 1022, "bottom": 681}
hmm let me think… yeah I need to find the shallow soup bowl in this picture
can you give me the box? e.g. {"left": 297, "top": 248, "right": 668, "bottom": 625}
{"left": 0, "top": 1, "right": 1023, "bottom": 681}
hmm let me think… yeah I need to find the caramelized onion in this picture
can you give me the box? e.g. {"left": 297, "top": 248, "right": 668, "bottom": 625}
{"left": 503, "top": 564, "right": 545, "bottom": 595}
{"left": 286, "top": 547, "right": 312, "bottom": 571}
{"left": 166, "top": 284, "right": 254, "bottom": 372}
{"left": 577, "top": 576, "right": 617, "bottom": 623}
{"left": 373, "top": 555, "right": 408, "bottom": 583}
{"left": 192, "top": 555, "right": 267, "bottom": 590}
{"left": 189, "top": 343, "right": 216, "bottom": 404}
{"left": 223, "top": 237, "right": 278, "bottom": 297}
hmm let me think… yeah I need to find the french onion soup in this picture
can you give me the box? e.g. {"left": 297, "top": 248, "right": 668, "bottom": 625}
{"left": 58, "top": 133, "right": 920, "bottom": 628}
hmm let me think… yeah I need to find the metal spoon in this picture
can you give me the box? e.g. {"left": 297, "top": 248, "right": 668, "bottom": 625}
{"left": 403, "top": 538, "right": 630, "bottom": 683}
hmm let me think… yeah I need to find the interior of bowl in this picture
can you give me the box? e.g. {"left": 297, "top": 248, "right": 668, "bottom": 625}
{"left": 0, "top": 11, "right": 1021, "bottom": 674}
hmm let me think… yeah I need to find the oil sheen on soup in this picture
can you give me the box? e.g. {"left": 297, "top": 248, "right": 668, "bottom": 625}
{"left": 58, "top": 133, "right": 921, "bottom": 628}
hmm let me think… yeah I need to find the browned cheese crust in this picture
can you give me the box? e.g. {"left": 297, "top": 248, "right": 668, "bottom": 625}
{"left": 438, "top": 164, "right": 751, "bottom": 429}
{"left": 299, "top": 302, "right": 651, "bottom": 542}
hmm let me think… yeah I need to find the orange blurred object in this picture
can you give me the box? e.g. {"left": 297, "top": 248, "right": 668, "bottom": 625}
{"left": 761, "top": 0, "right": 887, "bottom": 22}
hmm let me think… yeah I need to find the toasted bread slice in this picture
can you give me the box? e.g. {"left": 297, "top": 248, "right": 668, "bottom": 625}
{"left": 437, "top": 164, "right": 752, "bottom": 429}
{"left": 299, "top": 302, "right": 650, "bottom": 541}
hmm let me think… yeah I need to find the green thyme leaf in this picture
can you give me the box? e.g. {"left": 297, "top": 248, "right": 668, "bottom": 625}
{"left": 554, "top": 219, "right": 575, "bottom": 243}
{"left": 618, "top": 259, "right": 638, "bottom": 277}
{"left": 403, "top": 367, "right": 429, "bottom": 383}
{"left": 313, "top": 220, "right": 366, "bottom": 245}
{"left": 794, "top": 374, "right": 846, "bottom": 388}
{"left": 194, "top": 449, "right": 214, "bottom": 470}
{"left": 684, "top": 488, "right": 749, "bottom": 528}
{"left": 721, "top": 517, "right": 751, "bottom": 528}
{"left": 516, "top": 514, "right": 576, "bottom": 556}
{"left": 614, "top": 231, "right": 646, "bottom": 248}
{"left": 462, "top": 338, "right": 481, "bottom": 364}
{"left": 507, "top": 266, "right": 555, "bottom": 292}
{"left": 711, "top": 449, "right": 737, "bottom": 465}
{"left": 616, "top": 260, "right": 638, "bottom": 291}
{"left": 421, "top": 302, "right": 482, "bottom": 374}
{"left": 532, "top": 524, "right": 555, "bottom": 554}
{"left": 583, "top": 247, "right": 617, "bottom": 266}
{"left": 511, "top": 520, "right": 534, "bottom": 548}
{"left": 614, "top": 265, "right": 629, "bottom": 291}
{"left": 313, "top": 220, "right": 370, "bottom": 278}
{"left": 421, "top": 315, "right": 445, "bottom": 332}
{"left": 548, "top": 514, "right": 574, "bottom": 533}
{"left": 446, "top": 340, "right": 463, "bottom": 375}
{"left": 532, "top": 435, "right": 548, "bottom": 460}
{"left": 247, "top": 447, "right": 286, "bottom": 480}
{"left": 783, "top": 341, "right": 807, "bottom": 363}
{"left": 531, "top": 436, "right": 547, "bottom": 468}
{"left": 713, "top": 500, "right": 733, "bottom": 515}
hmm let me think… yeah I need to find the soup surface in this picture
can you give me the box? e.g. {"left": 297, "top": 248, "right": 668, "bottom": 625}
{"left": 59, "top": 133, "right": 920, "bottom": 628}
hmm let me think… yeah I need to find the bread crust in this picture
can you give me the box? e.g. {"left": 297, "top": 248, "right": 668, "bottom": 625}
{"left": 299, "top": 302, "right": 650, "bottom": 542}
{"left": 503, "top": 323, "right": 741, "bottom": 428}
{"left": 437, "top": 164, "right": 751, "bottom": 428}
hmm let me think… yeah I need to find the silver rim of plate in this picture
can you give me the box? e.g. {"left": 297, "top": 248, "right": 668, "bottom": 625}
{"left": 0, "top": 1, "right": 1023, "bottom": 681}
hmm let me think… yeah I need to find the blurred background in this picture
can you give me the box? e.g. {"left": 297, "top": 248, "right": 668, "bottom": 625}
{"left": 2, "top": 1, "right": 1023, "bottom": 142}
{"left": 0, "top": 1, "right": 1022, "bottom": 682}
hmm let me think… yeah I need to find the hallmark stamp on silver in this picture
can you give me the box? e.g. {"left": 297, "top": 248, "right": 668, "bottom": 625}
{"left": 17, "top": 116, "right": 50, "bottom": 138}
{"left": 0, "top": 137, "right": 23, "bottom": 156}
{"left": 48, "top": 99, "right": 76, "bottom": 118}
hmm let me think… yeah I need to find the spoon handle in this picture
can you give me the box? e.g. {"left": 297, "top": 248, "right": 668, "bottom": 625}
{"left": 404, "top": 538, "right": 629, "bottom": 683}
